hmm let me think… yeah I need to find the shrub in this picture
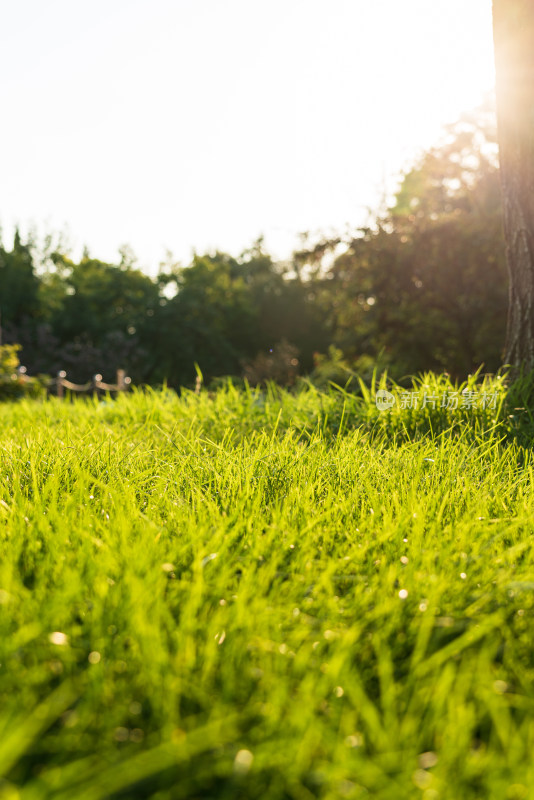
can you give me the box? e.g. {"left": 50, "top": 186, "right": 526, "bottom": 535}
{"left": 0, "top": 344, "right": 47, "bottom": 400}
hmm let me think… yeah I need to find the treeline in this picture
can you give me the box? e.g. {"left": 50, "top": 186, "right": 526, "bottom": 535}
{"left": 0, "top": 103, "right": 507, "bottom": 388}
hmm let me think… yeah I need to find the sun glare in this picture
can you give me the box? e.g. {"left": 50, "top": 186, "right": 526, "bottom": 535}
{"left": 0, "top": 0, "right": 497, "bottom": 267}
{"left": 374, "top": 2, "right": 495, "bottom": 146}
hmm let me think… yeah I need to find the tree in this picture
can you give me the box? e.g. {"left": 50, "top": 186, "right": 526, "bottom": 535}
{"left": 321, "top": 106, "right": 508, "bottom": 380}
{"left": 0, "top": 230, "right": 40, "bottom": 329}
{"left": 493, "top": 0, "right": 534, "bottom": 369}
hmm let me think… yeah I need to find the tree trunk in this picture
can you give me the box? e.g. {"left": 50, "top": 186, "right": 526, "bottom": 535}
{"left": 493, "top": 0, "right": 534, "bottom": 370}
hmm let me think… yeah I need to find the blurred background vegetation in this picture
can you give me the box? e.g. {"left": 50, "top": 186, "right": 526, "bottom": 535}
{"left": 0, "top": 101, "right": 507, "bottom": 390}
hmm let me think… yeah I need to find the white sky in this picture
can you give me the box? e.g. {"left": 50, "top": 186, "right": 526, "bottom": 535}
{"left": 0, "top": 0, "right": 495, "bottom": 274}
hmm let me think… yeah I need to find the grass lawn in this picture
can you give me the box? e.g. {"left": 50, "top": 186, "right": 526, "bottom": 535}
{"left": 1, "top": 374, "right": 534, "bottom": 799}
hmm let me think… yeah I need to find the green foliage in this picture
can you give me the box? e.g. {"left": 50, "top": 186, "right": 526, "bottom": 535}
{"left": 0, "top": 380, "right": 533, "bottom": 797}
{"left": 0, "top": 230, "right": 41, "bottom": 327}
{"left": 309, "top": 347, "right": 391, "bottom": 390}
{"left": 0, "top": 344, "right": 45, "bottom": 400}
{"left": 0, "top": 342, "right": 20, "bottom": 375}
{"left": 309, "top": 345, "right": 355, "bottom": 388}
{"left": 242, "top": 339, "right": 300, "bottom": 387}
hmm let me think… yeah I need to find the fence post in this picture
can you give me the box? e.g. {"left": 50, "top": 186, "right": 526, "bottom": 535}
{"left": 116, "top": 369, "right": 126, "bottom": 391}
{"left": 57, "top": 370, "right": 66, "bottom": 399}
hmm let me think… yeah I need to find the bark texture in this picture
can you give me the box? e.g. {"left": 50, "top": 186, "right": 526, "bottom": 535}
{"left": 493, "top": 0, "right": 534, "bottom": 369}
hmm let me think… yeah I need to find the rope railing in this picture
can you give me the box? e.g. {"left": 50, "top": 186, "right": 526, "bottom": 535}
{"left": 14, "top": 368, "right": 132, "bottom": 398}
{"left": 53, "top": 369, "right": 131, "bottom": 398}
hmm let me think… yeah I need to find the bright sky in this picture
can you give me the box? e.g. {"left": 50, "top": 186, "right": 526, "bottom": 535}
{"left": 0, "top": 0, "right": 495, "bottom": 274}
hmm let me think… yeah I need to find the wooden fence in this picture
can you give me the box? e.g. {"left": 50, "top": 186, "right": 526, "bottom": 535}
{"left": 36, "top": 368, "right": 132, "bottom": 398}
{"left": 55, "top": 369, "right": 131, "bottom": 398}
